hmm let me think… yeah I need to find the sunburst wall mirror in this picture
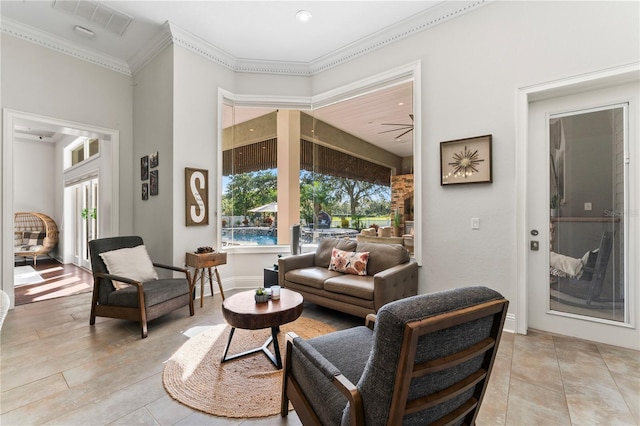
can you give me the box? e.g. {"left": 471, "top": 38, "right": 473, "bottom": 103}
{"left": 440, "top": 134, "right": 492, "bottom": 185}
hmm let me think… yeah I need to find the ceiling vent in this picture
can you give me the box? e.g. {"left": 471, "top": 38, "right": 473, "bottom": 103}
{"left": 52, "top": 0, "right": 133, "bottom": 36}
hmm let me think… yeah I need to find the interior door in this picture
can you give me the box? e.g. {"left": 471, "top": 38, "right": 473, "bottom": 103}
{"left": 527, "top": 82, "right": 637, "bottom": 348}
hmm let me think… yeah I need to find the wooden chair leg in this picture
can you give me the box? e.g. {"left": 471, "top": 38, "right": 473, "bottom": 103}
{"left": 89, "top": 280, "right": 99, "bottom": 325}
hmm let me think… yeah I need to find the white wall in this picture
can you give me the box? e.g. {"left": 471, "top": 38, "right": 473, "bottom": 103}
{"left": 131, "top": 46, "right": 175, "bottom": 265}
{"left": 13, "top": 140, "right": 55, "bottom": 213}
{"left": 171, "top": 46, "right": 234, "bottom": 268}
{"left": 309, "top": 0, "right": 639, "bottom": 311}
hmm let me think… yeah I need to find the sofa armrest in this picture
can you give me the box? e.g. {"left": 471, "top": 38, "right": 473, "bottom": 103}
{"left": 373, "top": 262, "right": 419, "bottom": 311}
{"left": 278, "top": 252, "right": 316, "bottom": 287}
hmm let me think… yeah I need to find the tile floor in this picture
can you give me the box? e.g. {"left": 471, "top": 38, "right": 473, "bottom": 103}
{"left": 1, "top": 289, "right": 638, "bottom": 425}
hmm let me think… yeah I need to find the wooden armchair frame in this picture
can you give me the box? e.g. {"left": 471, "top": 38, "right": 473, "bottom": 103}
{"left": 282, "top": 294, "right": 508, "bottom": 425}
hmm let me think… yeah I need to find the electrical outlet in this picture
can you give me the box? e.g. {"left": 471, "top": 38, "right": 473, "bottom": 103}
{"left": 471, "top": 217, "right": 480, "bottom": 230}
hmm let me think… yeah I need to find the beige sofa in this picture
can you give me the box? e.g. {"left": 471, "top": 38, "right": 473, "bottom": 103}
{"left": 278, "top": 238, "right": 418, "bottom": 317}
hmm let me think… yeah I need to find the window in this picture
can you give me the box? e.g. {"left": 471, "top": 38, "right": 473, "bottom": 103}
{"left": 65, "top": 137, "right": 100, "bottom": 169}
{"left": 218, "top": 64, "right": 420, "bottom": 265}
{"left": 221, "top": 93, "right": 412, "bottom": 251}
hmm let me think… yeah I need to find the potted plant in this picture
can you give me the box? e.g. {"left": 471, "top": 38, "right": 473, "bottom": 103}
{"left": 255, "top": 287, "right": 269, "bottom": 303}
{"left": 392, "top": 209, "right": 402, "bottom": 237}
{"left": 550, "top": 195, "right": 560, "bottom": 217}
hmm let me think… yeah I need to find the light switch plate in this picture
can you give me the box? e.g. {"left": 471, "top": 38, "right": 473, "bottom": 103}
{"left": 471, "top": 217, "right": 480, "bottom": 230}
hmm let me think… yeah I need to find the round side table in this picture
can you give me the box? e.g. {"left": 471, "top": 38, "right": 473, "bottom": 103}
{"left": 221, "top": 288, "right": 303, "bottom": 369}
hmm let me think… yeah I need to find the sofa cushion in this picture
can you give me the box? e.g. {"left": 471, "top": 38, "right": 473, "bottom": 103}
{"left": 314, "top": 238, "right": 357, "bottom": 268}
{"left": 324, "top": 275, "right": 374, "bottom": 300}
{"left": 328, "top": 248, "right": 369, "bottom": 276}
{"left": 355, "top": 242, "right": 409, "bottom": 275}
{"left": 285, "top": 267, "right": 343, "bottom": 289}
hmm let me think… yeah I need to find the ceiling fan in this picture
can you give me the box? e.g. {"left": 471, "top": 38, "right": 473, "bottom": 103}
{"left": 378, "top": 114, "right": 414, "bottom": 139}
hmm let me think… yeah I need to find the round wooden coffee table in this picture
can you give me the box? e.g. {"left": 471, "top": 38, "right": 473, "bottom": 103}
{"left": 221, "top": 288, "right": 303, "bottom": 369}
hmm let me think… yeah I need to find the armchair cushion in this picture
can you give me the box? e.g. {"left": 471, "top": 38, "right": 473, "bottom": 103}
{"left": 99, "top": 245, "right": 158, "bottom": 289}
{"left": 108, "top": 278, "right": 190, "bottom": 308}
{"left": 291, "top": 326, "right": 374, "bottom": 425}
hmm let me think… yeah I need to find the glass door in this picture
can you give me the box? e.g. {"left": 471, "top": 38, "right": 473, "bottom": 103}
{"left": 527, "top": 82, "right": 637, "bottom": 348}
{"left": 74, "top": 178, "right": 99, "bottom": 269}
{"left": 549, "top": 107, "right": 627, "bottom": 322}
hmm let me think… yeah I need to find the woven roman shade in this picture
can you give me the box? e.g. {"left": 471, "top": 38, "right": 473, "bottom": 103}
{"left": 300, "top": 140, "right": 391, "bottom": 186}
{"left": 222, "top": 138, "right": 277, "bottom": 176}
{"left": 223, "top": 138, "right": 391, "bottom": 187}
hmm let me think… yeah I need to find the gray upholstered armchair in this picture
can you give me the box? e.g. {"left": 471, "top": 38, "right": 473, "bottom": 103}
{"left": 281, "top": 286, "right": 509, "bottom": 425}
{"left": 89, "top": 236, "right": 194, "bottom": 338}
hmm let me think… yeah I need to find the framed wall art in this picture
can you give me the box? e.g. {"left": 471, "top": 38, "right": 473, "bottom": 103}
{"left": 185, "top": 167, "right": 209, "bottom": 226}
{"left": 142, "top": 183, "right": 149, "bottom": 200}
{"left": 150, "top": 170, "right": 158, "bottom": 195}
{"left": 141, "top": 155, "right": 149, "bottom": 180}
{"left": 150, "top": 151, "right": 159, "bottom": 168}
{"left": 440, "top": 134, "right": 492, "bottom": 185}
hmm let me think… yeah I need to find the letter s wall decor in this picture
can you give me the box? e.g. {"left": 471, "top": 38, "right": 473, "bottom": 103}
{"left": 185, "top": 167, "right": 209, "bottom": 226}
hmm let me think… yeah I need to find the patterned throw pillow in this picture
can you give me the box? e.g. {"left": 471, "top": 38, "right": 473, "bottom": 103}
{"left": 24, "top": 232, "right": 46, "bottom": 246}
{"left": 328, "top": 248, "right": 369, "bottom": 276}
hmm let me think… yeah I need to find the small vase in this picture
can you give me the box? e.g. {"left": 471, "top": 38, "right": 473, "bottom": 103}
{"left": 255, "top": 293, "right": 269, "bottom": 303}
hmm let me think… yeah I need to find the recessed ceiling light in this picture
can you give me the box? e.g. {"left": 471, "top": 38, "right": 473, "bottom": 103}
{"left": 296, "top": 10, "right": 312, "bottom": 23}
{"left": 398, "top": 102, "right": 404, "bottom": 106}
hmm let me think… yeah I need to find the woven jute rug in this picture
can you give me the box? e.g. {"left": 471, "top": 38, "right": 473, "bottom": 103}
{"left": 162, "top": 316, "right": 336, "bottom": 418}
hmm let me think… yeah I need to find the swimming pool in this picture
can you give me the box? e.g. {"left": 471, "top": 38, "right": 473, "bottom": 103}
{"left": 222, "top": 227, "right": 277, "bottom": 245}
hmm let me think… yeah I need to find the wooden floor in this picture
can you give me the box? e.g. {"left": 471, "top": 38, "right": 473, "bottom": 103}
{"left": 1, "top": 290, "right": 638, "bottom": 425}
{"left": 13, "top": 259, "right": 93, "bottom": 306}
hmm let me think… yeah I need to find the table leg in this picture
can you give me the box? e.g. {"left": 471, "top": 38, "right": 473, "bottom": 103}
{"left": 214, "top": 267, "right": 225, "bottom": 300}
{"left": 200, "top": 268, "right": 205, "bottom": 308}
{"left": 207, "top": 268, "right": 214, "bottom": 299}
{"left": 270, "top": 326, "right": 282, "bottom": 369}
{"left": 220, "top": 326, "right": 282, "bottom": 369}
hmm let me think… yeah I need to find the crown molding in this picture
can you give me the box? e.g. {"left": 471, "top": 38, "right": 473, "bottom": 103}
{"left": 2, "top": 0, "right": 488, "bottom": 77}
{"left": 309, "top": 0, "right": 488, "bottom": 75}
{"left": 128, "top": 21, "right": 174, "bottom": 75}
{"left": 0, "top": 17, "right": 132, "bottom": 76}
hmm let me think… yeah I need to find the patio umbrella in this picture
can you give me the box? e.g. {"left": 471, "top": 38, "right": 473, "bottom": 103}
{"left": 249, "top": 202, "right": 278, "bottom": 213}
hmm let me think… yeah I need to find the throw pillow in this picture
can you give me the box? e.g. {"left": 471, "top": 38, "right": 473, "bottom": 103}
{"left": 99, "top": 245, "right": 159, "bottom": 290}
{"left": 24, "top": 232, "right": 46, "bottom": 246}
{"left": 328, "top": 248, "right": 369, "bottom": 276}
